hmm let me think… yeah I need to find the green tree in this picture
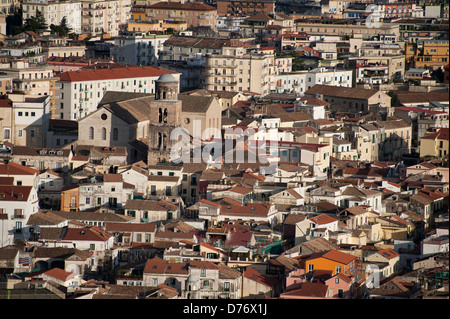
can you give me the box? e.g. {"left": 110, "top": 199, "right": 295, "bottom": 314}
{"left": 23, "top": 9, "right": 48, "bottom": 32}
{"left": 388, "top": 90, "right": 402, "bottom": 107}
{"left": 50, "top": 16, "right": 72, "bottom": 37}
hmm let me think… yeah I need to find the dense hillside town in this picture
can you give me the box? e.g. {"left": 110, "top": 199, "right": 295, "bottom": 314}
{"left": 0, "top": 0, "right": 448, "bottom": 301}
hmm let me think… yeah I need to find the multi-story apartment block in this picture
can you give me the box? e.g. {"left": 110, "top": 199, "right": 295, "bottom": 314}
{"left": 22, "top": 0, "right": 83, "bottom": 34}
{"left": 204, "top": 48, "right": 275, "bottom": 95}
{"left": 0, "top": 60, "right": 56, "bottom": 97}
{"left": 55, "top": 65, "right": 180, "bottom": 120}
{"left": 110, "top": 31, "right": 170, "bottom": 66}
{"left": 160, "top": 36, "right": 267, "bottom": 92}
{"left": 81, "top": 0, "right": 132, "bottom": 37}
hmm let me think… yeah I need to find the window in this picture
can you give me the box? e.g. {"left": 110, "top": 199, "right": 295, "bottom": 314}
{"left": 201, "top": 269, "right": 206, "bottom": 277}
{"left": 101, "top": 127, "right": 107, "bottom": 140}
{"left": 113, "top": 128, "right": 119, "bottom": 141}
{"left": 308, "top": 264, "right": 314, "bottom": 273}
{"left": 89, "top": 127, "right": 94, "bottom": 140}
{"left": 336, "top": 266, "right": 341, "bottom": 274}
{"left": 224, "top": 282, "right": 230, "bottom": 292}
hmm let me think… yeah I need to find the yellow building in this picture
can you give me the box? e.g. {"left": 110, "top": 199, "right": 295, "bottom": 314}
{"left": 407, "top": 40, "right": 449, "bottom": 69}
{"left": 420, "top": 128, "right": 449, "bottom": 158}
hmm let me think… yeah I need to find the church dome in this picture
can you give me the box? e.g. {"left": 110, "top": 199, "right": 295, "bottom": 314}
{"left": 156, "top": 73, "right": 177, "bottom": 83}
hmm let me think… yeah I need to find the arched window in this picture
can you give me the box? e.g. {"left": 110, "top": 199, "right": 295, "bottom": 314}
{"left": 113, "top": 128, "right": 119, "bottom": 141}
{"left": 89, "top": 127, "right": 94, "bottom": 140}
{"left": 101, "top": 127, "right": 106, "bottom": 140}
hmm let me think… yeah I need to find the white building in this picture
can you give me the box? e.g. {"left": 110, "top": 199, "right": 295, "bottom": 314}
{"left": 0, "top": 185, "right": 40, "bottom": 246}
{"left": 272, "top": 67, "right": 353, "bottom": 94}
{"left": 55, "top": 66, "right": 180, "bottom": 120}
{"left": 8, "top": 94, "right": 52, "bottom": 148}
{"left": 110, "top": 32, "right": 170, "bottom": 66}
{"left": 78, "top": 174, "right": 134, "bottom": 211}
{"left": 22, "top": 0, "right": 83, "bottom": 34}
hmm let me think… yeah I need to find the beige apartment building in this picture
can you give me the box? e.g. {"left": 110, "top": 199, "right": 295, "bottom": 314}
{"left": 204, "top": 50, "right": 275, "bottom": 95}
{"left": 161, "top": 36, "right": 275, "bottom": 94}
{"left": 0, "top": 60, "right": 56, "bottom": 98}
{"left": 81, "top": 0, "right": 132, "bottom": 37}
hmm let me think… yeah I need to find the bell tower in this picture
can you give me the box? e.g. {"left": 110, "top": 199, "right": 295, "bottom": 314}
{"left": 147, "top": 73, "right": 183, "bottom": 165}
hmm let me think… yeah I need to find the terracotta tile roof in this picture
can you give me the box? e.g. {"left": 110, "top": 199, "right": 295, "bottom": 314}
{"left": 0, "top": 185, "right": 32, "bottom": 201}
{"left": 179, "top": 94, "right": 215, "bottom": 113}
{"left": 225, "top": 230, "right": 254, "bottom": 247}
{"left": 217, "top": 263, "right": 241, "bottom": 280}
{"left": 0, "top": 162, "right": 39, "bottom": 176}
{"left": 305, "top": 84, "right": 380, "bottom": 100}
{"left": 63, "top": 226, "right": 113, "bottom": 242}
{"left": 421, "top": 128, "right": 449, "bottom": 140}
{"left": 377, "top": 248, "right": 399, "bottom": 260}
{"left": 43, "top": 267, "right": 75, "bottom": 282}
{"left": 26, "top": 211, "right": 68, "bottom": 226}
{"left": 32, "top": 247, "right": 91, "bottom": 260}
{"left": 58, "top": 66, "right": 177, "bottom": 82}
{"left": 125, "top": 199, "right": 178, "bottom": 211}
{"left": 395, "top": 91, "right": 449, "bottom": 104}
{"left": 220, "top": 203, "right": 272, "bottom": 218}
{"left": 143, "top": 257, "right": 189, "bottom": 275}
{"left": 244, "top": 267, "right": 279, "bottom": 288}
{"left": 189, "top": 260, "right": 219, "bottom": 270}
{"left": 199, "top": 198, "right": 221, "bottom": 208}
{"left": 282, "top": 282, "right": 328, "bottom": 298}
{"left": 309, "top": 214, "right": 338, "bottom": 225}
{"left": 103, "top": 174, "right": 123, "bottom": 183}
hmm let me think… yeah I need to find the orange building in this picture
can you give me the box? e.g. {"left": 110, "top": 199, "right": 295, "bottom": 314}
{"left": 60, "top": 184, "right": 79, "bottom": 212}
{"left": 302, "top": 250, "right": 358, "bottom": 276}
